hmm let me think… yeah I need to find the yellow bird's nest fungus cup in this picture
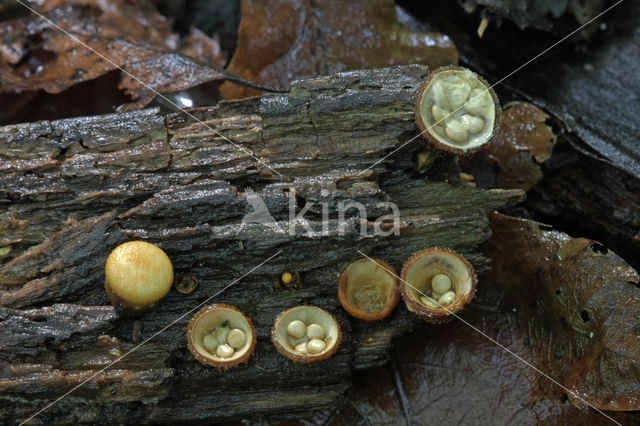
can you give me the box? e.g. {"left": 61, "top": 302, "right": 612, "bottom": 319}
{"left": 415, "top": 66, "right": 500, "bottom": 155}
{"left": 186, "top": 304, "right": 257, "bottom": 369}
{"left": 400, "top": 247, "right": 477, "bottom": 322}
{"left": 338, "top": 258, "right": 400, "bottom": 321}
{"left": 105, "top": 241, "right": 174, "bottom": 311}
{"left": 271, "top": 306, "right": 341, "bottom": 363}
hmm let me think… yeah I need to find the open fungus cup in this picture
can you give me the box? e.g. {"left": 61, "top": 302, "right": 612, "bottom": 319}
{"left": 400, "top": 247, "right": 477, "bottom": 322}
{"left": 271, "top": 306, "right": 341, "bottom": 363}
{"left": 414, "top": 66, "right": 501, "bottom": 155}
{"left": 186, "top": 304, "right": 257, "bottom": 370}
{"left": 338, "top": 258, "right": 400, "bottom": 321}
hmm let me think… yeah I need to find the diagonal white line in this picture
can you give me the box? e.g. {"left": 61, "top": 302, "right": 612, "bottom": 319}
{"left": 358, "top": 0, "right": 625, "bottom": 176}
{"left": 356, "top": 250, "right": 622, "bottom": 426}
{"left": 9, "top": 1, "right": 626, "bottom": 424}
{"left": 18, "top": 250, "right": 283, "bottom": 426}
{"left": 12, "top": 0, "right": 282, "bottom": 176}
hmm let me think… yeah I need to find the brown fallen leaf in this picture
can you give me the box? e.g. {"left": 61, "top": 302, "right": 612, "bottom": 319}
{"left": 179, "top": 27, "right": 224, "bottom": 69}
{"left": 462, "top": 102, "right": 557, "bottom": 191}
{"left": 0, "top": 0, "right": 224, "bottom": 108}
{"left": 489, "top": 102, "right": 558, "bottom": 191}
{"left": 480, "top": 213, "right": 640, "bottom": 411}
{"left": 391, "top": 323, "right": 635, "bottom": 425}
{"left": 221, "top": 0, "right": 458, "bottom": 99}
{"left": 492, "top": 102, "right": 557, "bottom": 163}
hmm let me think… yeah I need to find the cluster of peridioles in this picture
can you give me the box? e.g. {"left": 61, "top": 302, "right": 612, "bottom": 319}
{"left": 103, "top": 67, "right": 495, "bottom": 369}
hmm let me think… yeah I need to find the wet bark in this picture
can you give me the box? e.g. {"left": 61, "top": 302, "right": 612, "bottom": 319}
{"left": 0, "top": 65, "right": 523, "bottom": 424}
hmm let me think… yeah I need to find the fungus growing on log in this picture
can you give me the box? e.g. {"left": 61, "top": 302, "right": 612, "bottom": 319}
{"left": 175, "top": 273, "right": 199, "bottom": 294}
{"left": 337, "top": 258, "right": 400, "bottom": 321}
{"left": 104, "top": 241, "right": 174, "bottom": 311}
{"left": 0, "top": 64, "right": 530, "bottom": 421}
{"left": 415, "top": 66, "right": 500, "bottom": 154}
{"left": 400, "top": 247, "right": 477, "bottom": 322}
{"left": 186, "top": 304, "right": 257, "bottom": 369}
{"left": 271, "top": 306, "right": 341, "bottom": 363}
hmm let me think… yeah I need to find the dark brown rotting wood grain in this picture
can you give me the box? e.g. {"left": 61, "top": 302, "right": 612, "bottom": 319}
{"left": 0, "top": 65, "right": 524, "bottom": 424}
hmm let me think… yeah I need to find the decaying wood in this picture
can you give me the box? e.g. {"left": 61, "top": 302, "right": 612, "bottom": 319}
{"left": 0, "top": 65, "right": 523, "bottom": 424}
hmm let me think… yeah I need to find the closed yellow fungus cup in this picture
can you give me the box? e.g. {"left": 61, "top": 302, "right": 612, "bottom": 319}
{"left": 105, "top": 241, "right": 174, "bottom": 311}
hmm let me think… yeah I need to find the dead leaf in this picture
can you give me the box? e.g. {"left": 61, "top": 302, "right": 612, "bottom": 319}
{"left": 0, "top": 0, "right": 225, "bottom": 108}
{"left": 462, "top": 102, "right": 557, "bottom": 191}
{"left": 480, "top": 213, "right": 640, "bottom": 411}
{"left": 392, "top": 322, "right": 634, "bottom": 425}
{"left": 493, "top": 102, "right": 557, "bottom": 163}
{"left": 221, "top": 0, "right": 458, "bottom": 99}
{"left": 180, "top": 27, "right": 224, "bottom": 69}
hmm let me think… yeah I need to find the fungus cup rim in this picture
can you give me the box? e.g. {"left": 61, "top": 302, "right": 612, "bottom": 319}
{"left": 338, "top": 258, "right": 400, "bottom": 321}
{"left": 186, "top": 303, "right": 257, "bottom": 369}
{"left": 400, "top": 247, "right": 478, "bottom": 322}
{"left": 414, "top": 65, "right": 501, "bottom": 155}
{"left": 271, "top": 305, "right": 342, "bottom": 363}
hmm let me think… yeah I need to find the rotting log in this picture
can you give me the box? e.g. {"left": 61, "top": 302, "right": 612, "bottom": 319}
{"left": 0, "top": 65, "right": 523, "bottom": 424}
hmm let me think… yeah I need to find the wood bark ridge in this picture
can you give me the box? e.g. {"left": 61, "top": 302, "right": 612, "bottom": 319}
{"left": 0, "top": 65, "right": 523, "bottom": 424}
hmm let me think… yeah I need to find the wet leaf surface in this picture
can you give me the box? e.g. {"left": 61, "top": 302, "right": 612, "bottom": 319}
{"left": 391, "top": 322, "right": 635, "bottom": 425}
{"left": 493, "top": 102, "right": 557, "bottom": 164}
{"left": 221, "top": 0, "right": 458, "bottom": 99}
{"left": 480, "top": 213, "right": 640, "bottom": 412}
{"left": 0, "top": 0, "right": 224, "bottom": 108}
{"left": 462, "top": 102, "right": 557, "bottom": 191}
